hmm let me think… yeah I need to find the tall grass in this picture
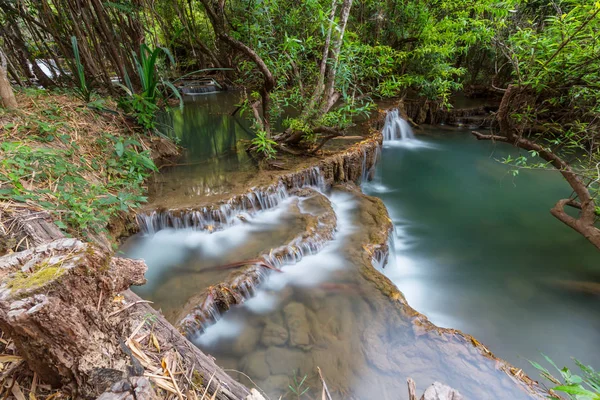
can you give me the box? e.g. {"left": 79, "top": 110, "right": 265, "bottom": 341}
{"left": 70, "top": 36, "right": 92, "bottom": 102}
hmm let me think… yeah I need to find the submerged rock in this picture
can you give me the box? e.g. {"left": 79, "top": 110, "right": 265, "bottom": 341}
{"left": 241, "top": 351, "right": 270, "bottom": 381}
{"left": 283, "top": 302, "right": 311, "bottom": 350}
{"left": 261, "top": 321, "right": 289, "bottom": 347}
{"left": 231, "top": 323, "right": 262, "bottom": 355}
{"left": 265, "top": 346, "right": 312, "bottom": 376}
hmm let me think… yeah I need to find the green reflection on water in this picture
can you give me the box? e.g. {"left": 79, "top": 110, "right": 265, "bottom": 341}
{"left": 365, "top": 129, "right": 600, "bottom": 377}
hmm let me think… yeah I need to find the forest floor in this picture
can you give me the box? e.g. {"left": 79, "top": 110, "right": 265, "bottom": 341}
{"left": 0, "top": 88, "right": 178, "bottom": 255}
{"left": 0, "top": 89, "right": 180, "bottom": 399}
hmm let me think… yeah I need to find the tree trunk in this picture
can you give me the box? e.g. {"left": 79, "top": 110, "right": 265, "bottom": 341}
{"left": 300, "top": 0, "right": 337, "bottom": 122}
{"left": 320, "top": 0, "right": 353, "bottom": 115}
{"left": 0, "top": 239, "right": 148, "bottom": 396}
{"left": 0, "top": 47, "right": 17, "bottom": 108}
{"left": 472, "top": 128, "right": 600, "bottom": 250}
{"left": 200, "top": 0, "right": 275, "bottom": 134}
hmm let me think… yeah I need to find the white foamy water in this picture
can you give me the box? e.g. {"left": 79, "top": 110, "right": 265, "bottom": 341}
{"left": 383, "top": 109, "right": 415, "bottom": 141}
{"left": 192, "top": 191, "right": 357, "bottom": 345}
{"left": 381, "top": 109, "right": 439, "bottom": 150}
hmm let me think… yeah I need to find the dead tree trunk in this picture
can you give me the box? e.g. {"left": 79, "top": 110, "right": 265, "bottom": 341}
{"left": 0, "top": 239, "right": 147, "bottom": 396}
{"left": 0, "top": 46, "right": 17, "bottom": 108}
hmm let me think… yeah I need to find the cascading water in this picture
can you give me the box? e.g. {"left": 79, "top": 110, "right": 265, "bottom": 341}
{"left": 137, "top": 166, "right": 328, "bottom": 235}
{"left": 382, "top": 108, "right": 415, "bottom": 141}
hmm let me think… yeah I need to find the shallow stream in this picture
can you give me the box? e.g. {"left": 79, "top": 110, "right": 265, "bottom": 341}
{"left": 120, "top": 93, "right": 599, "bottom": 399}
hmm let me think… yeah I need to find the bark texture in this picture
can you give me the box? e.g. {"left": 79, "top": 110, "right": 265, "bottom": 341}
{"left": 0, "top": 47, "right": 17, "bottom": 108}
{"left": 0, "top": 239, "right": 147, "bottom": 397}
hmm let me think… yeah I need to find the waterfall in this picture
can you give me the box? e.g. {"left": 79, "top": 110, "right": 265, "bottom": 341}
{"left": 382, "top": 109, "right": 414, "bottom": 141}
{"left": 137, "top": 166, "right": 328, "bottom": 235}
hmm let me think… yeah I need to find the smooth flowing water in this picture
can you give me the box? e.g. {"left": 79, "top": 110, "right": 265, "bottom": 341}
{"left": 364, "top": 116, "right": 600, "bottom": 378}
{"left": 121, "top": 96, "right": 598, "bottom": 399}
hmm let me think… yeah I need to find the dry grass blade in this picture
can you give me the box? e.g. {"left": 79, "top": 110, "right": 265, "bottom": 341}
{"left": 316, "top": 367, "right": 332, "bottom": 400}
{"left": 127, "top": 338, "right": 154, "bottom": 368}
{"left": 200, "top": 371, "right": 216, "bottom": 400}
{"left": 11, "top": 381, "right": 27, "bottom": 400}
{"left": 108, "top": 300, "right": 153, "bottom": 317}
{"left": 151, "top": 376, "right": 179, "bottom": 394}
{"left": 151, "top": 332, "right": 161, "bottom": 352}
{"left": 209, "top": 383, "right": 220, "bottom": 400}
{"left": 163, "top": 353, "right": 184, "bottom": 400}
{"left": 0, "top": 354, "right": 23, "bottom": 363}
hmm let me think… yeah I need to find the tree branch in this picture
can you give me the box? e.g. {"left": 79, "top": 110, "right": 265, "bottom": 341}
{"left": 472, "top": 130, "right": 600, "bottom": 249}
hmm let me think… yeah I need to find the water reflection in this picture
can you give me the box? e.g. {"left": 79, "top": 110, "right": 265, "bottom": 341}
{"left": 149, "top": 93, "right": 258, "bottom": 208}
{"left": 364, "top": 128, "right": 600, "bottom": 378}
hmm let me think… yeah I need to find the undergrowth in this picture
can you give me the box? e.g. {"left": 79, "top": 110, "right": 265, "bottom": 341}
{"left": 531, "top": 355, "right": 600, "bottom": 400}
{"left": 0, "top": 88, "right": 158, "bottom": 239}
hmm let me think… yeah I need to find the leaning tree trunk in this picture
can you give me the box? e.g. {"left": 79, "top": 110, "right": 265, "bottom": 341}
{"left": 0, "top": 47, "right": 17, "bottom": 108}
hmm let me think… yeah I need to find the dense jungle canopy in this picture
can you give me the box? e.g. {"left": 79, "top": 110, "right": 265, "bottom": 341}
{"left": 0, "top": 0, "right": 599, "bottom": 244}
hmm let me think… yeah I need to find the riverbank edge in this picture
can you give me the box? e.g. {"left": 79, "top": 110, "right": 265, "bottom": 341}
{"left": 136, "top": 111, "right": 544, "bottom": 398}
{"left": 0, "top": 106, "right": 543, "bottom": 399}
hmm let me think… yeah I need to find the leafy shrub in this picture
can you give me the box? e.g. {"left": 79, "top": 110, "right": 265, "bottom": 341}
{"left": 531, "top": 355, "right": 600, "bottom": 400}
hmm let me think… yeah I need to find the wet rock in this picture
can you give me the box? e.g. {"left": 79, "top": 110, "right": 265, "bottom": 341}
{"left": 231, "top": 323, "right": 262, "bottom": 355}
{"left": 241, "top": 351, "right": 270, "bottom": 380}
{"left": 259, "top": 374, "right": 290, "bottom": 398}
{"left": 283, "top": 302, "right": 311, "bottom": 349}
{"left": 305, "top": 308, "right": 325, "bottom": 344}
{"left": 265, "top": 346, "right": 312, "bottom": 376}
{"left": 261, "top": 321, "right": 289, "bottom": 347}
{"left": 420, "top": 382, "right": 463, "bottom": 400}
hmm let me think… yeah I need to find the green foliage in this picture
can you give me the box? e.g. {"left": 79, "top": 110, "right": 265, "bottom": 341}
{"left": 0, "top": 137, "right": 155, "bottom": 236}
{"left": 251, "top": 131, "right": 277, "bottom": 159}
{"left": 118, "top": 44, "right": 183, "bottom": 130}
{"left": 530, "top": 355, "right": 600, "bottom": 400}
{"left": 493, "top": 0, "right": 600, "bottom": 201}
{"left": 70, "top": 36, "right": 92, "bottom": 103}
{"left": 287, "top": 371, "right": 309, "bottom": 399}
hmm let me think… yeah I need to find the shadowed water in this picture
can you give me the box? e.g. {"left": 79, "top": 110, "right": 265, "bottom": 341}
{"left": 149, "top": 93, "right": 258, "bottom": 208}
{"left": 363, "top": 125, "right": 600, "bottom": 378}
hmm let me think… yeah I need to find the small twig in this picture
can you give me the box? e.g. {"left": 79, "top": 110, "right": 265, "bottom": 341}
{"left": 96, "top": 289, "right": 103, "bottom": 312}
{"left": 108, "top": 300, "right": 153, "bottom": 317}
{"left": 407, "top": 378, "right": 417, "bottom": 400}
{"left": 317, "top": 367, "right": 332, "bottom": 400}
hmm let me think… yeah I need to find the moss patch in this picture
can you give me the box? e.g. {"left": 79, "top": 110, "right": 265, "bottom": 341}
{"left": 7, "top": 263, "right": 66, "bottom": 291}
